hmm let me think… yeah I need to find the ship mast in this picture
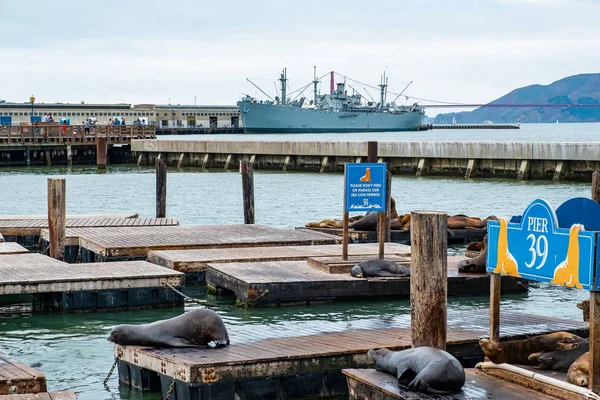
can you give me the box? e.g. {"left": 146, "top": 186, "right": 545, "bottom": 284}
{"left": 279, "top": 68, "right": 288, "bottom": 105}
{"left": 379, "top": 72, "right": 388, "bottom": 112}
{"left": 312, "top": 66, "right": 320, "bottom": 105}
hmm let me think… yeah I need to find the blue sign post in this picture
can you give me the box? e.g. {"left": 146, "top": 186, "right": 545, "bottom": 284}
{"left": 344, "top": 163, "right": 387, "bottom": 212}
{"left": 487, "top": 198, "right": 598, "bottom": 290}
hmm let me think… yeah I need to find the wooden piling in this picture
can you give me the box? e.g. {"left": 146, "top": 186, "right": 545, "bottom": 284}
{"left": 590, "top": 171, "right": 600, "bottom": 393}
{"left": 240, "top": 161, "right": 255, "bottom": 224}
{"left": 410, "top": 211, "right": 448, "bottom": 349}
{"left": 96, "top": 137, "right": 107, "bottom": 169}
{"left": 367, "top": 141, "right": 377, "bottom": 163}
{"left": 490, "top": 274, "right": 501, "bottom": 342}
{"left": 592, "top": 171, "right": 600, "bottom": 203}
{"left": 47, "top": 178, "right": 66, "bottom": 261}
{"left": 156, "top": 159, "right": 167, "bottom": 218}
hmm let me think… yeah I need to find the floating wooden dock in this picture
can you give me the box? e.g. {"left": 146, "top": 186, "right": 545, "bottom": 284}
{"left": 431, "top": 123, "right": 520, "bottom": 130}
{"left": 0, "top": 216, "right": 178, "bottom": 249}
{"left": 342, "top": 368, "right": 551, "bottom": 400}
{"left": 115, "top": 310, "right": 588, "bottom": 400}
{"left": 0, "top": 392, "right": 77, "bottom": 400}
{"left": 147, "top": 243, "right": 411, "bottom": 284}
{"left": 298, "top": 226, "right": 487, "bottom": 244}
{"left": 0, "top": 354, "right": 46, "bottom": 395}
{"left": 74, "top": 225, "right": 341, "bottom": 262}
{"left": 0, "top": 243, "right": 28, "bottom": 255}
{"left": 0, "top": 254, "right": 184, "bottom": 312}
{"left": 206, "top": 256, "right": 527, "bottom": 306}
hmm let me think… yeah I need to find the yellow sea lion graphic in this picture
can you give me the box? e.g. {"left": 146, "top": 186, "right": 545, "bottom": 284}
{"left": 359, "top": 168, "right": 372, "bottom": 182}
{"left": 493, "top": 217, "right": 521, "bottom": 277}
{"left": 550, "top": 224, "right": 583, "bottom": 289}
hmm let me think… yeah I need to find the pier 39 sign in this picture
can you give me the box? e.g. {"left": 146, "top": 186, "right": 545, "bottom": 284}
{"left": 487, "top": 199, "right": 598, "bottom": 291}
{"left": 345, "top": 163, "right": 387, "bottom": 212}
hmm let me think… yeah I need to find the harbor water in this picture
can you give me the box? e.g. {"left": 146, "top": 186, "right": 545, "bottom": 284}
{"left": 0, "top": 123, "right": 597, "bottom": 399}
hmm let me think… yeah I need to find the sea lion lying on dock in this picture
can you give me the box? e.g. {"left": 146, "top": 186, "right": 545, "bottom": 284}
{"left": 349, "top": 198, "right": 399, "bottom": 231}
{"left": 368, "top": 347, "right": 465, "bottom": 394}
{"left": 567, "top": 352, "right": 589, "bottom": 387}
{"left": 479, "top": 332, "right": 585, "bottom": 365}
{"left": 351, "top": 260, "right": 410, "bottom": 278}
{"left": 108, "top": 309, "right": 230, "bottom": 348}
{"left": 457, "top": 235, "right": 488, "bottom": 273}
{"left": 395, "top": 214, "right": 497, "bottom": 232}
{"left": 528, "top": 339, "right": 589, "bottom": 371}
{"left": 305, "top": 216, "right": 362, "bottom": 228}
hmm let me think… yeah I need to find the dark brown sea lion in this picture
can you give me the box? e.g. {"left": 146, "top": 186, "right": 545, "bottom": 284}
{"left": 466, "top": 240, "right": 484, "bottom": 253}
{"left": 368, "top": 347, "right": 465, "bottom": 394}
{"left": 447, "top": 216, "right": 486, "bottom": 229}
{"left": 458, "top": 235, "right": 488, "bottom": 273}
{"left": 351, "top": 260, "right": 410, "bottom": 278}
{"left": 479, "top": 332, "right": 585, "bottom": 365}
{"left": 528, "top": 339, "right": 589, "bottom": 371}
{"left": 350, "top": 197, "right": 399, "bottom": 231}
{"left": 108, "top": 309, "right": 230, "bottom": 348}
{"left": 567, "top": 352, "right": 589, "bottom": 387}
{"left": 577, "top": 299, "right": 590, "bottom": 322}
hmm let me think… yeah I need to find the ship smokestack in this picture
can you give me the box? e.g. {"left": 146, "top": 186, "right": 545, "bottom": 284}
{"left": 330, "top": 71, "right": 334, "bottom": 94}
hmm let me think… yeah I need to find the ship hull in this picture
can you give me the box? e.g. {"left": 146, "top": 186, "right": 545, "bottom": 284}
{"left": 237, "top": 101, "right": 425, "bottom": 133}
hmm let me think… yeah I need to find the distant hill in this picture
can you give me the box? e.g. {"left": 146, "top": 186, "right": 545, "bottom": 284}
{"left": 433, "top": 74, "right": 600, "bottom": 124}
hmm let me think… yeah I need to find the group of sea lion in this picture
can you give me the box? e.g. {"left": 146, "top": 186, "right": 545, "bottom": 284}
{"left": 479, "top": 332, "right": 590, "bottom": 387}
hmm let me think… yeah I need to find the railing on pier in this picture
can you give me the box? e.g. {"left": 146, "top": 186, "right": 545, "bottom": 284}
{"left": 0, "top": 124, "right": 156, "bottom": 144}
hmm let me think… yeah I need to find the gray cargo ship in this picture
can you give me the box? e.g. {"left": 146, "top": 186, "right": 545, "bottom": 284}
{"left": 237, "top": 68, "right": 426, "bottom": 133}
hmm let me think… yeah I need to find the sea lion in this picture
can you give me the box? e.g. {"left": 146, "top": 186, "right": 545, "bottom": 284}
{"left": 368, "top": 347, "right": 465, "bottom": 394}
{"left": 351, "top": 260, "right": 410, "bottom": 278}
{"left": 567, "top": 352, "right": 589, "bottom": 387}
{"left": 458, "top": 235, "right": 488, "bottom": 273}
{"left": 350, "top": 198, "right": 398, "bottom": 231}
{"left": 528, "top": 339, "right": 589, "bottom": 371}
{"left": 108, "top": 309, "right": 230, "bottom": 348}
{"left": 479, "top": 332, "right": 585, "bottom": 365}
{"left": 577, "top": 299, "right": 590, "bottom": 322}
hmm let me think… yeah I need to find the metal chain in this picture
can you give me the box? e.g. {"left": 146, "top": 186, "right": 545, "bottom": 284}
{"left": 161, "top": 280, "right": 207, "bottom": 305}
{"left": 103, "top": 348, "right": 123, "bottom": 386}
{"left": 163, "top": 377, "right": 177, "bottom": 400}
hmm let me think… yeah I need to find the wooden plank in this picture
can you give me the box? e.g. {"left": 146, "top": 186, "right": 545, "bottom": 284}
{"left": 0, "top": 213, "right": 137, "bottom": 220}
{"left": 206, "top": 257, "right": 529, "bottom": 304}
{"left": 0, "top": 254, "right": 183, "bottom": 295}
{"left": 76, "top": 225, "right": 341, "bottom": 258}
{"left": 307, "top": 255, "right": 409, "bottom": 274}
{"left": 147, "top": 243, "right": 411, "bottom": 272}
{"left": 0, "top": 355, "right": 47, "bottom": 395}
{"left": 0, "top": 243, "right": 28, "bottom": 255}
{"left": 342, "top": 368, "right": 557, "bottom": 400}
{"left": 115, "top": 310, "right": 589, "bottom": 386}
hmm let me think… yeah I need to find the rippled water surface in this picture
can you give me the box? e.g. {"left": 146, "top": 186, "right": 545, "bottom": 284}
{"left": 0, "top": 124, "right": 597, "bottom": 399}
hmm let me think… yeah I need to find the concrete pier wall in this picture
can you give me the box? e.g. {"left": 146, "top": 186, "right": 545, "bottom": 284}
{"left": 132, "top": 139, "right": 600, "bottom": 181}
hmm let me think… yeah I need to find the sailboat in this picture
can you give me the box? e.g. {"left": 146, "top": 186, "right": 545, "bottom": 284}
{"left": 556, "top": 119, "right": 559, "bottom": 124}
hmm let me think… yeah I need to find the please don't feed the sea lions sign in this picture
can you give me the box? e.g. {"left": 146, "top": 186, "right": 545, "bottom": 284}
{"left": 345, "top": 163, "right": 387, "bottom": 212}
{"left": 487, "top": 198, "right": 598, "bottom": 291}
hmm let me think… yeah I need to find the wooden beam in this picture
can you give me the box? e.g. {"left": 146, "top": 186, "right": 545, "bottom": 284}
{"left": 320, "top": 156, "right": 328, "bottom": 173}
{"left": 367, "top": 141, "right": 377, "bottom": 163}
{"left": 224, "top": 154, "right": 232, "bottom": 170}
{"left": 177, "top": 152, "right": 185, "bottom": 168}
{"left": 201, "top": 153, "right": 209, "bottom": 169}
{"left": 156, "top": 159, "right": 167, "bottom": 218}
{"left": 66, "top": 145, "right": 72, "bottom": 166}
{"left": 592, "top": 171, "right": 600, "bottom": 203}
{"left": 552, "top": 160, "right": 564, "bottom": 181}
{"left": 137, "top": 153, "right": 143, "bottom": 166}
{"left": 517, "top": 159, "right": 529, "bottom": 180}
{"left": 465, "top": 159, "right": 476, "bottom": 178}
{"left": 490, "top": 273, "right": 501, "bottom": 342}
{"left": 96, "top": 137, "right": 107, "bottom": 169}
{"left": 241, "top": 161, "right": 255, "bottom": 224}
{"left": 47, "top": 178, "right": 66, "bottom": 261}
{"left": 282, "top": 155, "right": 290, "bottom": 171}
{"left": 410, "top": 211, "right": 448, "bottom": 349}
{"left": 589, "top": 292, "right": 600, "bottom": 393}
{"left": 416, "top": 158, "right": 427, "bottom": 177}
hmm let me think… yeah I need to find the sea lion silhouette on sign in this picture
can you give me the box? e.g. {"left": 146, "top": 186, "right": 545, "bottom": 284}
{"left": 493, "top": 217, "right": 521, "bottom": 277}
{"left": 550, "top": 224, "right": 583, "bottom": 289}
{"left": 359, "top": 168, "right": 372, "bottom": 182}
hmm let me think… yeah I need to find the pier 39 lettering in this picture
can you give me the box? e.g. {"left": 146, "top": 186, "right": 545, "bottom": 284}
{"left": 345, "top": 163, "right": 387, "bottom": 212}
{"left": 487, "top": 198, "right": 597, "bottom": 290}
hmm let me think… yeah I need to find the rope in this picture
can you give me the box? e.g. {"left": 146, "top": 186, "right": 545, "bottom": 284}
{"left": 103, "top": 348, "right": 123, "bottom": 386}
{"left": 163, "top": 377, "right": 177, "bottom": 400}
{"left": 160, "top": 280, "right": 238, "bottom": 309}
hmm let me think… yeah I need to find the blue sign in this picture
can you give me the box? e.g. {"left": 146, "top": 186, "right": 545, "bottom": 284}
{"left": 345, "top": 163, "right": 387, "bottom": 212}
{"left": 487, "top": 199, "right": 597, "bottom": 290}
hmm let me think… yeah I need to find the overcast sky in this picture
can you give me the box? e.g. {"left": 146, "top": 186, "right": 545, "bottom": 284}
{"left": 2, "top": 0, "right": 599, "bottom": 115}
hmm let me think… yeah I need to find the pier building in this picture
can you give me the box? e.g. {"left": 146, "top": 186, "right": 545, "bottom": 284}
{"left": 0, "top": 102, "right": 240, "bottom": 128}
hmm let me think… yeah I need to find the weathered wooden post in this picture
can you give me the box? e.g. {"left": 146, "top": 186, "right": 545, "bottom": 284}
{"left": 66, "top": 145, "right": 73, "bottom": 166}
{"left": 410, "top": 211, "right": 448, "bottom": 349}
{"left": 156, "top": 159, "right": 167, "bottom": 218}
{"left": 240, "top": 161, "right": 255, "bottom": 224}
{"left": 47, "top": 178, "right": 66, "bottom": 261}
{"left": 96, "top": 136, "right": 107, "bottom": 169}
{"left": 587, "top": 172, "right": 600, "bottom": 392}
{"left": 367, "top": 141, "right": 377, "bottom": 163}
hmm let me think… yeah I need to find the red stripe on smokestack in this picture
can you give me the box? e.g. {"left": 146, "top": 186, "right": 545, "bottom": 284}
{"left": 330, "top": 71, "right": 334, "bottom": 94}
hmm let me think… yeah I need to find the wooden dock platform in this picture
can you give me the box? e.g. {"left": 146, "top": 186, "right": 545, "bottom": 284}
{"left": 114, "top": 310, "right": 588, "bottom": 400}
{"left": 0, "top": 254, "right": 184, "bottom": 312}
{"left": 298, "top": 226, "right": 487, "bottom": 244}
{"left": 0, "top": 216, "right": 178, "bottom": 249}
{"left": 206, "top": 256, "right": 527, "bottom": 306}
{"left": 342, "top": 368, "right": 552, "bottom": 400}
{"left": 75, "top": 225, "right": 341, "bottom": 262}
{"left": 0, "top": 392, "right": 76, "bottom": 400}
{"left": 147, "top": 243, "right": 411, "bottom": 284}
{"left": 0, "top": 354, "right": 46, "bottom": 395}
{"left": 0, "top": 243, "right": 28, "bottom": 255}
